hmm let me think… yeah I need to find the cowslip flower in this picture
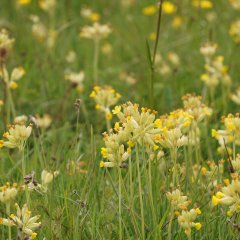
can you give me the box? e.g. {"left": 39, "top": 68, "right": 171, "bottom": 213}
{"left": 80, "top": 7, "right": 100, "bottom": 22}
{"left": 231, "top": 87, "right": 240, "bottom": 105}
{"left": 166, "top": 189, "right": 190, "bottom": 210}
{"left": 0, "top": 203, "right": 41, "bottom": 239}
{"left": 142, "top": 5, "right": 157, "bottom": 15}
{"left": 192, "top": 0, "right": 213, "bottom": 9}
{"left": 0, "top": 28, "right": 15, "bottom": 63}
{"left": 0, "top": 66, "right": 25, "bottom": 90}
{"left": 0, "top": 123, "right": 32, "bottom": 151}
{"left": 229, "top": 20, "right": 240, "bottom": 44}
{"left": 212, "top": 114, "right": 240, "bottom": 149}
{"left": 229, "top": 0, "right": 240, "bottom": 9}
{"left": 100, "top": 129, "right": 131, "bottom": 168}
{"left": 162, "top": 1, "right": 177, "bottom": 14}
{"left": 65, "top": 71, "right": 85, "bottom": 92}
{"left": 38, "top": 0, "right": 56, "bottom": 13}
{"left": 178, "top": 208, "right": 202, "bottom": 237}
{"left": 80, "top": 23, "right": 111, "bottom": 40}
{"left": 90, "top": 85, "right": 121, "bottom": 120}
{"left": 38, "top": 169, "right": 59, "bottom": 192}
{"left": 0, "top": 183, "right": 18, "bottom": 204}
{"left": 35, "top": 114, "right": 52, "bottom": 129}
{"left": 212, "top": 179, "right": 240, "bottom": 217}
{"left": 17, "top": 0, "right": 31, "bottom": 5}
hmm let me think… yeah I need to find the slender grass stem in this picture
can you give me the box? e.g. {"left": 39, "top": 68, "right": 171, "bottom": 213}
{"left": 136, "top": 145, "right": 145, "bottom": 239}
{"left": 118, "top": 167, "right": 122, "bottom": 240}
{"left": 93, "top": 39, "right": 100, "bottom": 85}
{"left": 6, "top": 203, "right": 11, "bottom": 240}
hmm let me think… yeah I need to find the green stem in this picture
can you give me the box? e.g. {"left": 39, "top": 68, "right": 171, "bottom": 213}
{"left": 93, "top": 39, "right": 100, "bottom": 85}
{"left": 167, "top": 211, "right": 174, "bottom": 240}
{"left": 148, "top": 157, "right": 158, "bottom": 237}
{"left": 21, "top": 149, "right": 30, "bottom": 205}
{"left": 118, "top": 167, "right": 122, "bottom": 240}
{"left": 136, "top": 145, "right": 145, "bottom": 239}
{"left": 6, "top": 203, "right": 11, "bottom": 240}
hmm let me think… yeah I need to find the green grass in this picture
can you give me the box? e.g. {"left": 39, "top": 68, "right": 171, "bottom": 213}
{"left": 0, "top": 0, "right": 240, "bottom": 239}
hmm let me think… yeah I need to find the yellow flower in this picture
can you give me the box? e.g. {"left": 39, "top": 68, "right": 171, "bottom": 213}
{"left": 105, "top": 112, "right": 113, "bottom": 120}
{"left": 112, "top": 105, "right": 121, "bottom": 114}
{"left": 162, "top": 1, "right": 177, "bottom": 14}
{"left": 100, "top": 161, "right": 105, "bottom": 168}
{"left": 148, "top": 32, "right": 156, "bottom": 41}
{"left": 142, "top": 5, "right": 157, "bottom": 15}
{"left": 212, "top": 195, "right": 220, "bottom": 206}
{"left": 17, "top": 0, "right": 31, "bottom": 5}
{"left": 196, "top": 208, "right": 201, "bottom": 214}
{"left": 201, "top": 167, "right": 207, "bottom": 175}
{"left": 101, "top": 148, "right": 108, "bottom": 158}
{"left": 172, "top": 16, "right": 183, "bottom": 28}
{"left": 195, "top": 222, "right": 202, "bottom": 230}
{"left": 9, "top": 81, "right": 18, "bottom": 90}
{"left": 223, "top": 179, "right": 230, "bottom": 186}
{"left": 89, "top": 13, "right": 100, "bottom": 22}
{"left": 192, "top": 0, "right": 213, "bottom": 9}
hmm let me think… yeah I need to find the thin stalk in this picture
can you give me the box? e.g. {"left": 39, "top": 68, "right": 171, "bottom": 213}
{"left": 118, "top": 167, "right": 122, "bottom": 240}
{"left": 93, "top": 39, "right": 100, "bottom": 85}
{"left": 106, "top": 117, "right": 111, "bottom": 132}
{"left": 148, "top": 157, "right": 158, "bottom": 237}
{"left": 167, "top": 211, "right": 174, "bottom": 240}
{"left": 150, "top": 0, "right": 163, "bottom": 107}
{"left": 129, "top": 154, "right": 133, "bottom": 205}
{"left": 6, "top": 203, "right": 11, "bottom": 240}
{"left": 171, "top": 148, "right": 178, "bottom": 186}
{"left": 21, "top": 148, "right": 30, "bottom": 205}
{"left": 136, "top": 145, "right": 145, "bottom": 239}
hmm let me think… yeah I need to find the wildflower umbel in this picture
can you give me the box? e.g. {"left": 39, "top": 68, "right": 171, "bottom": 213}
{"left": 0, "top": 203, "right": 41, "bottom": 239}
{"left": 212, "top": 179, "right": 240, "bottom": 217}
{"left": 178, "top": 208, "right": 202, "bottom": 238}
{"left": 80, "top": 22, "right": 111, "bottom": 40}
{"left": 0, "top": 123, "right": 32, "bottom": 151}
{"left": 0, "top": 183, "right": 18, "bottom": 204}
{"left": 90, "top": 85, "right": 121, "bottom": 120}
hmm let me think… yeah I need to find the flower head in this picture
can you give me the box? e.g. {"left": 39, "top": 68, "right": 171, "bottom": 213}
{"left": 0, "top": 123, "right": 32, "bottom": 151}
{"left": 0, "top": 203, "right": 41, "bottom": 239}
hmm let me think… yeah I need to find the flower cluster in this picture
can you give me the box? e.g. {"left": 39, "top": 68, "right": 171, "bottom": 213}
{"left": 212, "top": 114, "right": 240, "bottom": 152}
{"left": 229, "top": 0, "right": 240, "bottom": 10}
{"left": 0, "top": 123, "right": 32, "bottom": 151}
{"left": 0, "top": 66, "right": 25, "bottom": 90}
{"left": 212, "top": 179, "right": 240, "bottom": 217}
{"left": 229, "top": 20, "right": 240, "bottom": 44}
{"left": 200, "top": 42, "right": 231, "bottom": 89}
{"left": 0, "top": 183, "right": 18, "bottom": 204}
{"left": 231, "top": 87, "right": 240, "bottom": 105}
{"left": 64, "top": 70, "right": 85, "bottom": 92}
{"left": 90, "top": 85, "right": 121, "bottom": 120}
{"left": 80, "top": 22, "right": 111, "bottom": 40}
{"left": 0, "top": 203, "right": 41, "bottom": 239}
{"left": 167, "top": 189, "right": 202, "bottom": 238}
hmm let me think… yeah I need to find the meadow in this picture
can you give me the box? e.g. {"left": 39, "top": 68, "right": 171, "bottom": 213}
{"left": 0, "top": 0, "right": 240, "bottom": 239}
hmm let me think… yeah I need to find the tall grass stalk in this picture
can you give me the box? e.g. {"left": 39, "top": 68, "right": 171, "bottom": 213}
{"left": 136, "top": 145, "right": 145, "bottom": 239}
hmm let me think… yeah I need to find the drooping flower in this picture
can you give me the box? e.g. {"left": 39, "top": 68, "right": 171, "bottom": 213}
{"left": 212, "top": 179, "right": 240, "bottom": 217}
{"left": 0, "top": 203, "right": 41, "bottom": 239}
{"left": 80, "top": 23, "right": 111, "bottom": 40}
{"left": 178, "top": 208, "right": 202, "bottom": 237}
{"left": 90, "top": 85, "right": 121, "bottom": 120}
{"left": 0, "top": 123, "right": 32, "bottom": 151}
{"left": 0, "top": 183, "right": 18, "bottom": 204}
